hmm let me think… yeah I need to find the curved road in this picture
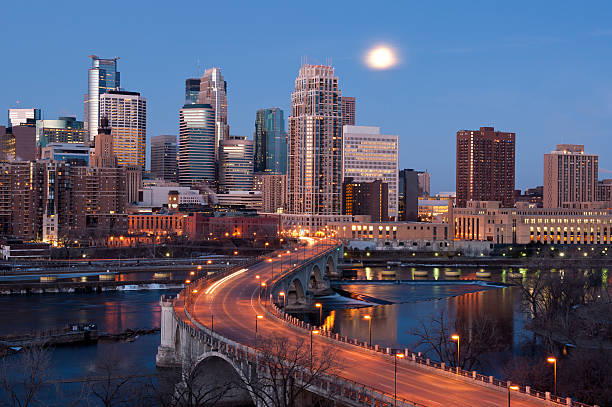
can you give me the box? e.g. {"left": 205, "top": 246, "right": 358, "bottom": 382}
{"left": 190, "top": 239, "right": 549, "bottom": 407}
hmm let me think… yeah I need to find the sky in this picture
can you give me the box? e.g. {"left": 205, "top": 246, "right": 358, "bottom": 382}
{"left": 1, "top": 1, "right": 612, "bottom": 193}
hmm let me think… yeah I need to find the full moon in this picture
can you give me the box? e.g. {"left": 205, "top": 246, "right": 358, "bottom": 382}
{"left": 365, "top": 46, "right": 398, "bottom": 70}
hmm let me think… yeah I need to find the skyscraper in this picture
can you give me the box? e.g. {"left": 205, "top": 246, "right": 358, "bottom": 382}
{"left": 288, "top": 64, "right": 343, "bottom": 215}
{"left": 341, "top": 97, "right": 355, "bottom": 127}
{"left": 151, "top": 135, "right": 178, "bottom": 182}
{"left": 254, "top": 108, "right": 287, "bottom": 174}
{"left": 85, "top": 55, "right": 120, "bottom": 142}
{"left": 456, "top": 126, "right": 515, "bottom": 207}
{"left": 185, "top": 78, "right": 200, "bottom": 105}
{"left": 342, "top": 125, "right": 399, "bottom": 219}
{"left": 99, "top": 90, "right": 147, "bottom": 168}
{"left": 543, "top": 144, "right": 598, "bottom": 208}
{"left": 178, "top": 104, "right": 216, "bottom": 186}
{"left": 197, "top": 67, "right": 229, "bottom": 159}
{"left": 92, "top": 117, "right": 117, "bottom": 168}
{"left": 342, "top": 178, "right": 388, "bottom": 221}
{"left": 417, "top": 171, "right": 431, "bottom": 197}
{"left": 8, "top": 108, "right": 41, "bottom": 127}
{"left": 398, "top": 169, "right": 419, "bottom": 221}
{"left": 218, "top": 136, "right": 254, "bottom": 192}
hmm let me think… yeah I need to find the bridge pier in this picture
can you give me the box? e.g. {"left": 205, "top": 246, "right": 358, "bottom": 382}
{"left": 156, "top": 295, "right": 180, "bottom": 368}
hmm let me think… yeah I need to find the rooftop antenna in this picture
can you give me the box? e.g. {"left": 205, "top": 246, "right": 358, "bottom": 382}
{"left": 197, "top": 58, "right": 201, "bottom": 77}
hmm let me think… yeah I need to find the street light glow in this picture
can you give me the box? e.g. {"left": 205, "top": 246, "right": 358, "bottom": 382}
{"left": 256, "top": 315, "right": 263, "bottom": 319}
{"left": 451, "top": 334, "right": 460, "bottom": 341}
{"left": 315, "top": 303, "right": 321, "bottom": 308}
{"left": 547, "top": 357, "right": 556, "bottom": 363}
{"left": 363, "top": 315, "right": 371, "bottom": 320}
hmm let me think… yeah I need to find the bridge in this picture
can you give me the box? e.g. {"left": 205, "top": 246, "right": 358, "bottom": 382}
{"left": 157, "top": 238, "right": 594, "bottom": 407}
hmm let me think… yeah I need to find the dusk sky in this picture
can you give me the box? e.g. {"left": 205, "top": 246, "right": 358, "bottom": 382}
{"left": 2, "top": 1, "right": 611, "bottom": 192}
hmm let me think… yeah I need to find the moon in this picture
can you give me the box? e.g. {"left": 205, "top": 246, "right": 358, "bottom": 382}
{"left": 365, "top": 45, "right": 399, "bottom": 70}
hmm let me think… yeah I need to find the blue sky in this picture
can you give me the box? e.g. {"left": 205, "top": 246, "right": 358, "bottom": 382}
{"left": 2, "top": 1, "right": 611, "bottom": 192}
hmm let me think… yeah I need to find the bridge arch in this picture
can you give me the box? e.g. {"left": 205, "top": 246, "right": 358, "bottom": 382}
{"left": 190, "top": 351, "right": 255, "bottom": 405}
{"left": 308, "top": 265, "right": 323, "bottom": 290}
{"left": 324, "top": 255, "right": 335, "bottom": 278}
{"left": 287, "top": 277, "right": 306, "bottom": 306}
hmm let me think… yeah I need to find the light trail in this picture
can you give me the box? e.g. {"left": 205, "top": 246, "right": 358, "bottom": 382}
{"left": 205, "top": 268, "right": 248, "bottom": 295}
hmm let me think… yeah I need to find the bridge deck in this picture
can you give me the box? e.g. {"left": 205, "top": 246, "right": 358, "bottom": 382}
{"left": 187, "top": 240, "right": 558, "bottom": 407}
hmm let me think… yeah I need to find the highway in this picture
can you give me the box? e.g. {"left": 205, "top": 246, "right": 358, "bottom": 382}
{"left": 189, "top": 239, "right": 550, "bottom": 407}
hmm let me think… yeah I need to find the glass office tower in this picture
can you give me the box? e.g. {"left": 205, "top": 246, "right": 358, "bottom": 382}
{"left": 254, "top": 108, "right": 287, "bottom": 174}
{"left": 85, "top": 55, "right": 120, "bottom": 141}
{"left": 185, "top": 79, "right": 200, "bottom": 105}
{"left": 219, "top": 136, "right": 254, "bottom": 192}
{"left": 178, "top": 104, "right": 216, "bottom": 186}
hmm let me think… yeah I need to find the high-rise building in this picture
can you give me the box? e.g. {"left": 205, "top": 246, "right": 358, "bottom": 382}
{"left": 36, "top": 116, "right": 86, "bottom": 147}
{"left": 8, "top": 108, "right": 41, "bottom": 127}
{"left": 417, "top": 171, "right": 431, "bottom": 197}
{"left": 261, "top": 174, "right": 287, "bottom": 213}
{"left": 342, "top": 178, "right": 388, "bottom": 222}
{"left": 151, "top": 135, "right": 178, "bottom": 182}
{"left": 288, "top": 64, "right": 343, "bottom": 215}
{"left": 341, "top": 97, "right": 355, "bottom": 127}
{"left": 254, "top": 108, "right": 287, "bottom": 174}
{"left": 85, "top": 55, "right": 120, "bottom": 142}
{"left": 41, "top": 143, "right": 90, "bottom": 166}
{"left": 178, "top": 104, "right": 216, "bottom": 186}
{"left": 92, "top": 117, "right": 117, "bottom": 168}
{"left": 456, "top": 126, "right": 515, "bottom": 207}
{"left": 218, "top": 136, "right": 254, "bottom": 192}
{"left": 99, "top": 90, "right": 147, "bottom": 168}
{"left": 0, "top": 125, "right": 37, "bottom": 161}
{"left": 197, "top": 67, "right": 229, "bottom": 159}
{"left": 544, "top": 144, "right": 598, "bottom": 208}
{"left": 185, "top": 78, "right": 201, "bottom": 105}
{"left": 398, "top": 169, "right": 419, "bottom": 221}
{"left": 342, "top": 125, "right": 399, "bottom": 219}
{"left": 597, "top": 180, "right": 612, "bottom": 208}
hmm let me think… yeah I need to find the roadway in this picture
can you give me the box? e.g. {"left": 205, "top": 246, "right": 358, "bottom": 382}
{"left": 190, "top": 239, "right": 547, "bottom": 407}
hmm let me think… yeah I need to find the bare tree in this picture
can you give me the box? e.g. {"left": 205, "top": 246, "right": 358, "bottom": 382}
{"left": 0, "top": 345, "right": 51, "bottom": 407}
{"left": 84, "top": 354, "right": 149, "bottom": 407}
{"left": 240, "top": 334, "right": 342, "bottom": 407}
{"left": 410, "top": 309, "right": 504, "bottom": 371}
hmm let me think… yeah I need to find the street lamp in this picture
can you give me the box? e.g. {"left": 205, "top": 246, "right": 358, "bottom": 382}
{"left": 507, "top": 384, "right": 519, "bottom": 407}
{"left": 255, "top": 314, "right": 263, "bottom": 336}
{"left": 363, "top": 315, "right": 372, "bottom": 345}
{"left": 310, "top": 329, "right": 319, "bottom": 366}
{"left": 279, "top": 291, "right": 286, "bottom": 309}
{"left": 451, "top": 334, "right": 460, "bottom": 370}
{"left": 394, "top": 353, "right": 404, "bottom": 406}
{"left": 547, "top": 356, "right": 557, "bottom": 394}
{"left": 315, "top": 303, "right": 322, "bottom": 326}
{"left": 260, "top": 282, "right": 266, "bottom": 302}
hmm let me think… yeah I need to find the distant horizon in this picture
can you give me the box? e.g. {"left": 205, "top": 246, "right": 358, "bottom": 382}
{"left": 2, "top": 1, "right": 611, "bottom": 193}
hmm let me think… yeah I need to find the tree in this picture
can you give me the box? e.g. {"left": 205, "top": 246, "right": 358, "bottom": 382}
{"left": 85, "top": 354, "right": 149, "bottom": 407}
{"left": 240, "top": 334, "right": 342, "bottom": 407}
{"left": 0, "top": 345, "right": 51, "bottom": 407}
{"left": 410, "top": 309, "right": 504, "bottom": 371}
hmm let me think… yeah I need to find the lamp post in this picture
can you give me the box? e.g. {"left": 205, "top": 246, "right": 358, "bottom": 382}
{"left": 508, "top": 384, "right": 519, "bottom": 407}
{"left": 451, "top": 334, "right": 460, "bottom": 370}
{"left": 279, "top": 291, "right": 286, "bottom": 309}
{"left": 315, "top": 303, "right": 322, "bottom": 327}
{"left": 260, "top": 282, "right": 266, "bottom": 304}
{"left": 255, "top": 314, "right": 263, "bottom": 337}
{"left": 547, "top": 356, "right": 557, "bottom": 394}
{"left": 310, "top": 329, "right": 319, "bottom": 366}
{"left": 363, "top": 315, "right": 372, "bottom": 345}
{"left": 394, "top": 353, "right": 404, "bottom": 406}
{"left": 211, "top": 314, "right": 214, "bottom": 332}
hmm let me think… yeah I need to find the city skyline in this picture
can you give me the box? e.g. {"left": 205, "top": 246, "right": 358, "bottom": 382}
{"left": 3, "top": 2, "right": 612, "bottom": 193}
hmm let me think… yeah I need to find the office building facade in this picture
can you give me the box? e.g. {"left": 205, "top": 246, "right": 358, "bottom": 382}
{"left": 254, "top": 108, "right": 287, "bottom": 174}
{"left": 36, "top": 117, "right": 86, "bottom": 147}
{"left": 178, "top": 104, "right": 216, "bottom": 186}
{"left": 8, "top": 108, "right": 41, "bottom": 127}
{"left": 342, "top": 125, "right": 399, "bottom": 219}
{"left": 261, "top": 174, "right": 287, "bottom": 213}
{"left": 185, "top": 78, "right": 200, "bottom": 105}
{"left": 543, "top": 144, "right": 598, "bottom": 208}
{"left": 197, "top": 67, "right": 229, "bottom": 159}
{"left": 288, "top": 64, "right": 343, "bottom": 215}
{"left": 456, "top": 126, "right": 515, "bottom": 207}
{"left": 219, "top": 136, "right": 254, "bottom": 192}
{"left": 99, "top": 90, "right": 147, "bottom": 168}
{"left": 41, "top": 143, "right": 90, "bottom": 166}
{"left": 398, "top": 169, "right": 419, "bottom": 221}
{"left": 85, "top": 55, "right": 120, "bottom": 141}
{"left": 342, "top": 178, "right": 388, "bottom": 221}
{"left": 151, "top": 135, "right": 178, "bottom": 182}
{"left": 341, "top": 96, "right": 355, "bottom": 127}
{"left": 417, "top": 171, "right": 431, "bottom": 197}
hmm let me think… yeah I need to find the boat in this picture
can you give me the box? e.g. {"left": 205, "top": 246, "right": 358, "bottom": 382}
{"left": 413, "top": 270, "right": 429, "bottom": 277}
{"left": 444, "top": 270, "right": 461, "bottom": 277}
{"left": 475, "top": 270, "right": 492, "bottom": 278}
